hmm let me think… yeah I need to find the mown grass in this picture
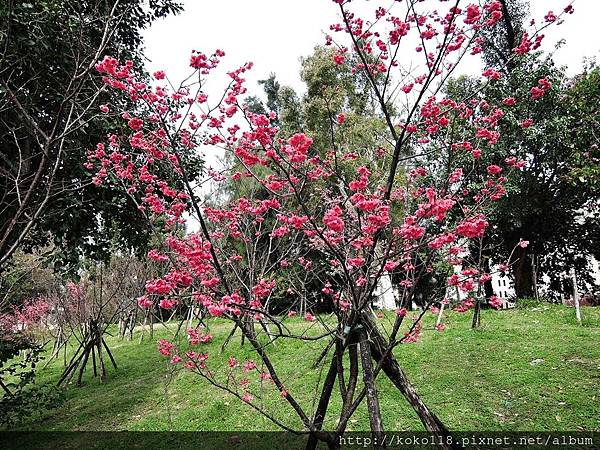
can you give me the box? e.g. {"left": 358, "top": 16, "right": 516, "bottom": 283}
{"left": 8, "top": 304, "right": 600, "bottom": 433}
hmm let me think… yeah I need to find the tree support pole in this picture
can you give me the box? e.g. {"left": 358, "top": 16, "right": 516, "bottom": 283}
{"left": 358, "top": 327, "right": 385, "bottom": 449}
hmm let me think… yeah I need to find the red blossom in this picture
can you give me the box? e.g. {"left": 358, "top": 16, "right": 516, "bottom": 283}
{"left": 323, "top": 205, "right": 344, "bottom": 233}
{"left": 488, "top": 296, "right": 503, "bottom": 309}
{"left": 502, "top": 97, "right": 516, "bottom": 106}
{"left": 486, "top": 165, "right": 503, "bottom": 175}
{"left": 395, "top": 307, "right": 407, "bottom": 317}
{"left": 521, "top": 118, "right": 534, "bottom": 128}
{"left": 456, "top": 215, "right": 489, "bottom": 239}
{"left": 127, "top": 117, "right": 143, "bottom": 130}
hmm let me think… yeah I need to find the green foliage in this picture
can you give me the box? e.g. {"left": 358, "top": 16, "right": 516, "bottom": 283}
{"left": 258, "top": 73, "right": 281, "bottom": 117}
{"left": 0, "top": 336, "right": 63, "bottom": 426}
{"left": 565, "top": 66, "right": 600, "bottom": 191}
{"left": 0, "top": 251, "right": 57, "bottom": 309}
{"left": 271, "top": 85, "right": 301, "bottom": 135}
{"left": 0, "top": 338, "right": 40, "bottom": 389}
{"left": 0, "top": 382, "right": 64, "bottom": 427}
{"left": 443, "top": 0, "right": 600, "bottom": 298}
{"left": 479, "top": 0, "right": 529, "bottom": 72}
{"left": 299, "top": 46, "right": 388, "bottom": 154}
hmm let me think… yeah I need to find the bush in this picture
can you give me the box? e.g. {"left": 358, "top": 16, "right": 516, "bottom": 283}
{"left": 0, "top": 383, "right": 64, "bottom": 427}
{"left": 0, "top": 336, "right": 65, "bottom": 426}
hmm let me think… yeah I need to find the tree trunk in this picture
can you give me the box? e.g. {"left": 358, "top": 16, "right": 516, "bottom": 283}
{"left": 435, "top": 302, "right": 445, "bottom": 327}
{"left": 483, "top": 259, "right": 495, "bottom": 300}
{"left": 532, "top": 254, "right": 540, "bottom": 301}
{"left": 358, "top": 327, "right": 385, "bottom": 449}
{"left": 362, "top": 314, "right": 462, "bottom": 450}
{"left": 511, "top": 245, "right": 534, "bottom": 299}
{"left": 471, "top": 299, "right": 481, "bottom": 329}
{"left": 305, "top": 351, "right": 339, "bottom": 450}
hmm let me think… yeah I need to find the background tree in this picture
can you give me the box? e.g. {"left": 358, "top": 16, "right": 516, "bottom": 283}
{"left": 0, "top": 0, "right": 183, "bottom": 273}
{"left": 443, "top": 1, "right": 600, "bottom": 299}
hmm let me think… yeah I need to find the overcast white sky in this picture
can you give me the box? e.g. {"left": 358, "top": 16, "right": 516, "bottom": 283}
{"left": 144, "top": 0, "right": 600, "bottom": 97}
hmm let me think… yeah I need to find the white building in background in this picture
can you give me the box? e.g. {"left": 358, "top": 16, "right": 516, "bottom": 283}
{"left": 493, "top": 271, "right": 515, "bottom": 300}
{"left": 373, "top": 272, "right": 397, "bottom": 309}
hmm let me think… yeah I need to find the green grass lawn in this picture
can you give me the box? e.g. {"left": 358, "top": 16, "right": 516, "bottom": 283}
{"left": 8, "top": 304, "right": 600, "bottom": 433}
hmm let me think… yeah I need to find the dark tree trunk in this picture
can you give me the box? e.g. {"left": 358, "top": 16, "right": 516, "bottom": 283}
{"left": 511, "top": 246, "right": 534, "bottom": 299}
{"left": 471, "top": 300, "right": 481, "bottom": 329}
{"left": 483, "top": 258, "right": 495, "bottom": 300}
{"left": 305, "top": 350, "right": 340, "bottom": 450}
{"left": 361, "top": 313, "right": 463, "bottom": 450}
{"left": 483, "top": 279, "right": 495, "bottom": 299}
{"left": 358, "top": 327, "right": 385, "bottom": 449}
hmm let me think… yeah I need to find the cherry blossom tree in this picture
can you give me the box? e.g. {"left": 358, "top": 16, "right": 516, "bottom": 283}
{"left": 86, "top": 0, "right": 571, "bottom": 447}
